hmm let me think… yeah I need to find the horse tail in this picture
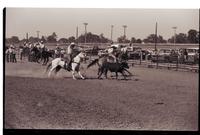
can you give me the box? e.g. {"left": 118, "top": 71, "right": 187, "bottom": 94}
{"left": 46, "top": 62, "right": 52, "bottom": 73}
{"left": 87, "top": 58, "right": 99, "bottom": 69}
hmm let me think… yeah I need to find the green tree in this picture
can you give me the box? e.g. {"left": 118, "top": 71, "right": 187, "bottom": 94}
{"left": 176, "top": 33, "right": 188, "bottom": 43}
{"left": 6, "top": 36, "right": 20, "bottom": 44}
{"left": 117, "top": 36, "right": 130, "bottom": 43}
{"left": 78, "top": 32, "right": 109, "bottom": 43}
{"left": 136, "top": 39, "right": 142, "bottom": 43}
{"left": 68, "top": 36, "right": 76, "bottom": 43}
{"left": 187, "top": 29, "right": 198, "bottom": 43}
{"left": 47, "top": 32, "right": 57, "bottom": 43}
{"left": 143, "top": 34, "right": 155, "bottom": 43}
{"left": 99, "top": 33, "right": 109, "bottom": 43}
{"left": 168, "top": 33, "right": 188, "bottom": 43}
{"left": 197, "top": 32, "right": 199, "bottom": 43}
{"left": 130, "top": 37, "right": 136, "bottom": 43}
{"left": 143, "top": 34, "right": 166, "bottom": 43}
{"left": 58, "top": 38, "right": 68, "bottom": 43}
{"left": 29, "top": 36, "right": 39, "bottom": 43}
{"left": 41, "top": 36, "right": 47, "bottom": 43}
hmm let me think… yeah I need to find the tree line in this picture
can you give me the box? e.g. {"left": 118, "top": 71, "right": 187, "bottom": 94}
{"left": 6, "top": 29, "right": 199, "bottom": 45}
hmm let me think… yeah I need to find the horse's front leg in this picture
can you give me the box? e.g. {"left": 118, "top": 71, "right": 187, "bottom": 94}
{"left": 71, "top": 70, "right": 77, "bottom": 80}
{"left": 46, "top": 57, "right": 49, "bottom": 65}
{"left": 48, "top": 67, "right": 54, "bottom": 78}
{"left": 104, "top": 69, "right": 108, "bottom": 79}
{"left": 98, "top": 68, "right": 104, "bottom": 79}
{"left": 78, "top": 71, "right": 85, "bottom": 80}
{"left": 42, "top": 58, "right": 45, "bottom": 65}
{"left": 115, "top": 72, "right": 118, "bottom": 79}
{"left": 121, "top": 71, "right": 126, "bottom": 80}
{"left": 97, "top": 67, "right": 100, "bottom": 75}
{"left": 36, "top": 56, "right": 40, "bottom": 63}
{"left": 44, "top": 58, "right": 48, "bottom": 65}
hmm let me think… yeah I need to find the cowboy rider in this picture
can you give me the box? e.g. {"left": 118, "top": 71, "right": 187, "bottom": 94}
{"left": 40, "top": 41, "right": 46, "bottom": 51}
{"left": 107, "top": 46, "right": 118, "bottom": 62}
{"left": 64, "top": 42, "right": 76, "bottom": 70}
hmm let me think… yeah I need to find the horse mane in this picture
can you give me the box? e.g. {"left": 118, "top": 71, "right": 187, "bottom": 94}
{"left": 72, "top": 51, "right": 81, "bottom": 58}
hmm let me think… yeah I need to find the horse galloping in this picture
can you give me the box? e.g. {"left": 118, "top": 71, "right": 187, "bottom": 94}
{"left": 41, "top": 50, "right": 55, "bottom": 65}
{"left": 46, "top": 51, "right": 87, "bottom": 80}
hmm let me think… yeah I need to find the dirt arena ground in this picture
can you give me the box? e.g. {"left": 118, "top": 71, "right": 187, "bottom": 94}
{"left": 4, "top": 61, "right": 198, "bottom": 130}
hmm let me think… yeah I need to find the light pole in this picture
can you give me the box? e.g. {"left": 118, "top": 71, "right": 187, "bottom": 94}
{"left": 122, "top": 25, "right": 127, "bottom": 37}
{"left": 172, "top": 27, "right": 177, "bottom": 45}
{"left": 155, "top": 22, "right": 158, "bottom": 51}
{"left": 122, "top": 25, "right": 127, "bottom": 43}
{"left": 36, "top": 31, "right": 40, "bottom": 39}
{"left": 83, "top": 23, "right": 88, "bottom": 45}
{"left": 111, "top": 25, "right": 114, "bottom": 42}
{"left": 26, "top": 32, "right": 29, "bottom": 41}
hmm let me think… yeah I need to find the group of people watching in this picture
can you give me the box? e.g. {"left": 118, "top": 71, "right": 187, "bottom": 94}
{"left": 22, "top": 41, "right": 47, "bottom": 52}
{"left": 5, "top": 44, "right": 17, "bottom": 63}
{"left": 6, "top": 41, "right": 47, "bottom": 63}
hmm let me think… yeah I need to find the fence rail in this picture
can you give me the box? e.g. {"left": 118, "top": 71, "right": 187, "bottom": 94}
{"left": 127, "top": 59, "right": 199, "bottom": 73}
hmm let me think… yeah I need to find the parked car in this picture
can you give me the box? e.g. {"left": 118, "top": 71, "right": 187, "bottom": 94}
{"left": 128, "top": 49, "right": 151, "bottom": 60}
{"left": 151, "top": 49, "right": 178, "bottom": 63}
{"left": 185, "top": 48, "right": 199, "bottom": 64}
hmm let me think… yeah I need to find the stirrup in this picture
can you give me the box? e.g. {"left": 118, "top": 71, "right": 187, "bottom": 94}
{"left": 66, "top": 66, "right": 71, "bottom": 71}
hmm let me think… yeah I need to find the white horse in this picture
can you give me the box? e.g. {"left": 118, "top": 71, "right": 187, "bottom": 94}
{"left": 46, "top": 51, "right": 87, "bottom": 80}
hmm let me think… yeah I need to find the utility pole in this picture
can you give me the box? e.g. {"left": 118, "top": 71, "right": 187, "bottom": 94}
{"left": 172, "top": 27, "right": 177, "bottom": 45}
{"left": 111, "top": 25, "right": 114, "bottom": 42}
{"left": 36, "top": 31, "right": 40, "bottom": 39}
{"left": 83, "top": 23, "right": 88, "bottom": 45}
{"left": 26, "top": 33, "right": 29, "bottom": 41}
{"left": 122, "top": 25, "right": 127, "bottom": 43}
{"left": 155, "top": 22, "right": 158, "bottom": 69}
{"left": 122, "top": 25, "right": 127, "bottom": 37}
{"left": 155, "top": 22, "right": 158, "bottom": 51}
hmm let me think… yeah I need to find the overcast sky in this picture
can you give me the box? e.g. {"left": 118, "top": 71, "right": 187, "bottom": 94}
{"left": 6, "top": 8, "right": 199, "bottom": 41}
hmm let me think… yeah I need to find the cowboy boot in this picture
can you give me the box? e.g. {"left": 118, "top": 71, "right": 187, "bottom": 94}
{"left": 66, "top": 61, "right": 72, "bottom": 71}
{"left": 64, "top": 61, "right": 67, "bottom": 69}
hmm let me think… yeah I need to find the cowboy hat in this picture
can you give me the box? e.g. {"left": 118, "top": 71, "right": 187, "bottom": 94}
{"left": 70, "top": 42, "right": 75, "bottom": 45}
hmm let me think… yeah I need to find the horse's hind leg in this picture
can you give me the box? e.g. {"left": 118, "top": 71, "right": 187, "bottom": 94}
{"left": 42, "top": 59, "right": 45, "bottom": 65}
{"left": 72, "top": 70, "right": 77, "bottom": 80}
{"left": 55, "top": 66, "right": 61, "bottom": 76}
{"left": 98, "top": 69, "right": 104, "bottom": 79}
{"left": 48, "top": 68, "right": 53, "bottom": 77}
{"left": 46, "top": 57, "right": 49, "bottom": 65}
{"left": 44, "top": 58, "right": 48, "bottom": 65}
{"left": 48, "top": 66, "right": 56, "bottom": 78}
{"left": 78, "top": 71, "right": 85, "bottom": 80}
{"left": 97, "top": 67, "right": 100, "bottom": 75}
{"left": 115, "top": 72, "right": 118, "bottom": 79}
{"left": 104, "top": 69, "right": 109, "bottom": 79}
{"left": 121, "top": 71, "right": 126, "bottom": 80}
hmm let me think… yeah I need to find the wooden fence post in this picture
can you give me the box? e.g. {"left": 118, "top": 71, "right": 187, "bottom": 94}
{"left": 176, "top": 55, "right": 179, "bottom": 71}
{"left": 140, "top": 50, "right": 142, "bottom": 65}
{"left": 156, "top": 54, "right": 158, "bottom": 69}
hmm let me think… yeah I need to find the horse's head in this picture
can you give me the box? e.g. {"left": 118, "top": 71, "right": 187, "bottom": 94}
{"left": 78, "top": 51, "right": 87, "bottom": 58}
{"left": 121, "top": 62, "right": 129, "bottom": 69}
